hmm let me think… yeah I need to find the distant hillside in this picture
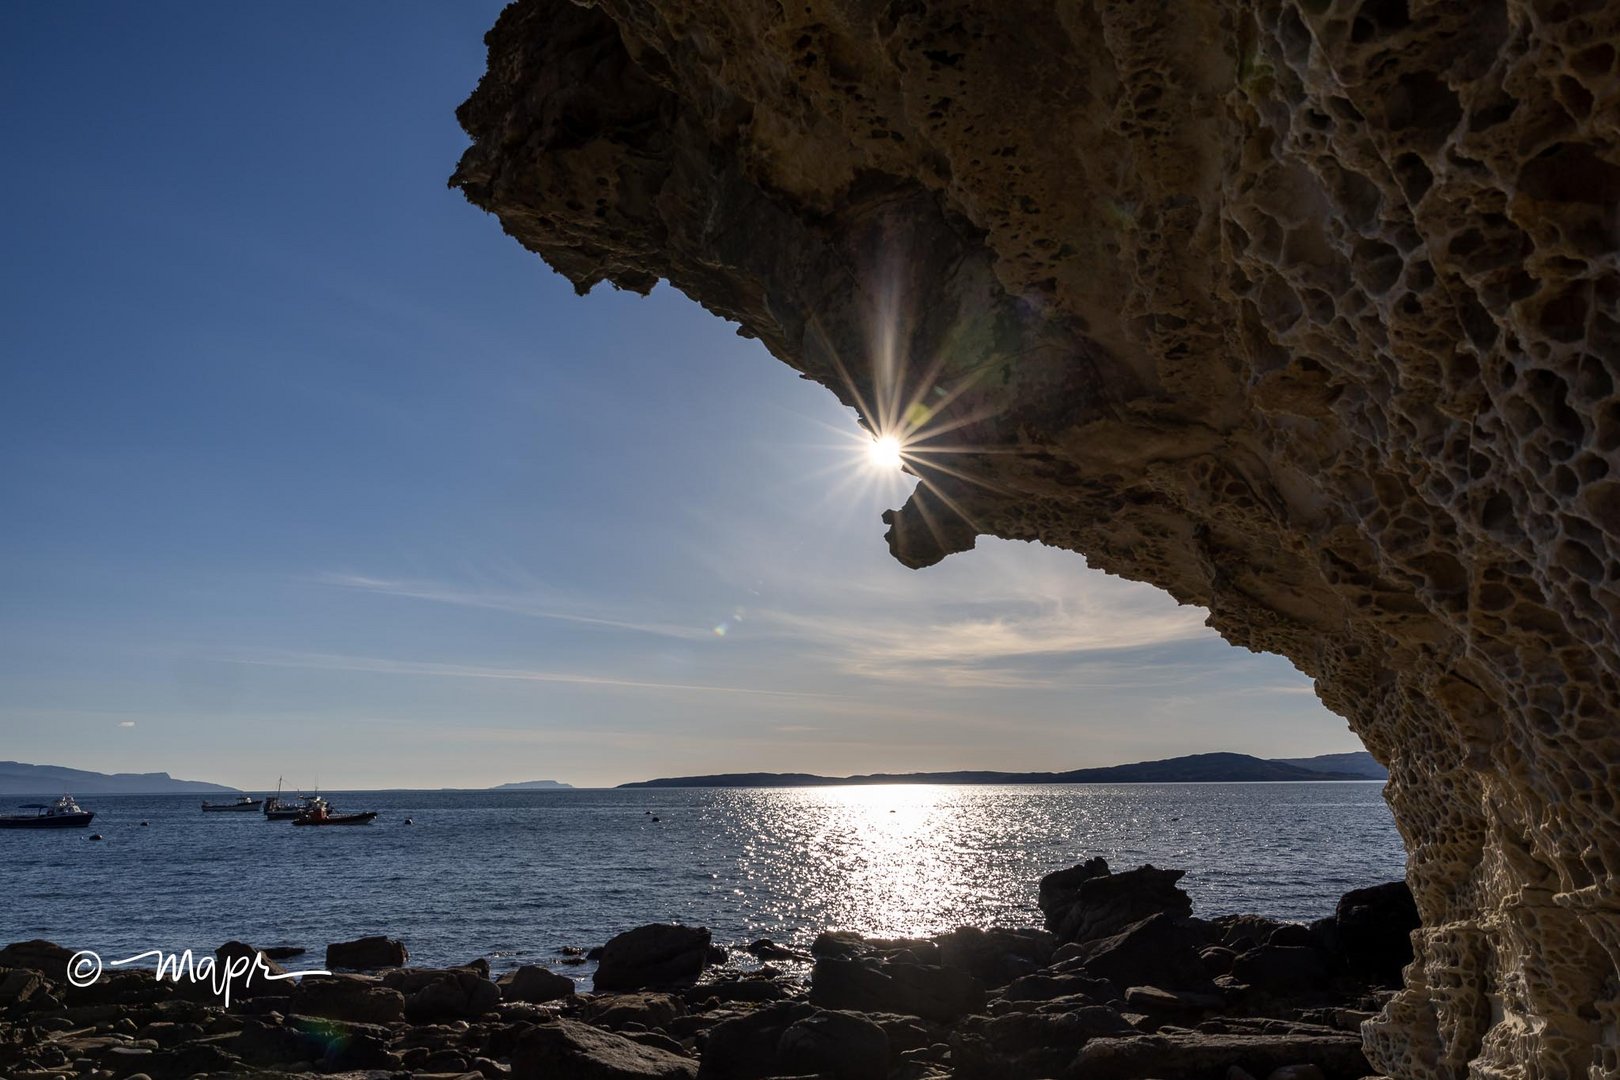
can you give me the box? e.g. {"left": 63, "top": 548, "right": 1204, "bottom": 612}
{"left": 0, "top": 761, "right": 237, "bottom": 795}
{"left": 619, "top": 751, "right": 1376, "bottom": 788}
{"left": 1270, "top": 751, "right": 1387, "bottom": 779}
{"left": 489, "top": 779, "right": 574, "bottom": 790}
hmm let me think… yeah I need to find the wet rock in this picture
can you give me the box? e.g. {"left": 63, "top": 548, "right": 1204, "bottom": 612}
{"left": 259, "top": 946, "right": 305, "bottom": 960}
{"left": 288, "top": 973, "right": 406, "bottom": 1024}
{"left": 325, "top": 935, "right": 408, "bottom": 970}
{"left": 1333, "top": 881, "right": 1419, "bottom": 987}
{"left": 497, "top": 964, "right": 575, "bottom": 1004}
{"left": 594, "top": 925, "right": 714, "bottom": 992}
{"left": 743, "top": 939, "right": 808, "bottom": 962}
{"left": 512, "top": 1017, "right": 697, "bottom": 1079}
{"left": 1038, "top": 859, "right": 1194, "bottom": 944}
{"left": 1072, "top": 1031, "right": 1370, "bottom": 1080}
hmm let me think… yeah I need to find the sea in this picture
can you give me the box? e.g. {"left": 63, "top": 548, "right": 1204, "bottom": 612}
{"left": 1, "top": 783, "right": 1404, "bottom": 983}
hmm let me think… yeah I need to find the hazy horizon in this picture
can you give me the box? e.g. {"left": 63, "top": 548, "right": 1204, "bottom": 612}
{"left": 0, "top": 4, "right": 1364, "bottom": 791}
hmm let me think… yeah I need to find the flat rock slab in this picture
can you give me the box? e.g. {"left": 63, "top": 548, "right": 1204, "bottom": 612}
{"left": 1071, "top": 1031, "right": 1370, "bottom": 1080}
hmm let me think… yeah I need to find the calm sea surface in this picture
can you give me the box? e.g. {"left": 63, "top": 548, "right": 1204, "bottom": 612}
{"left": 1, "top": 784, "right": 1403, "bottom": 981}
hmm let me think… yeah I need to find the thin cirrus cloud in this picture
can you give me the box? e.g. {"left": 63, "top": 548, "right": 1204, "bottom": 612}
{"left": 313, "top": 546, "right": 1218, "bottom": 693}
{"left": 314, "top": 573, "right": 716, "bottom": 642}
{"left": 227, "top": 650, "right": 838, "bottom": 701}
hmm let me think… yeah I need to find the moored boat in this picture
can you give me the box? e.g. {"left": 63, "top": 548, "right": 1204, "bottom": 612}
{"left": 0, "top": 794, "right": 95, "bottom": 829}
{"left": 291, "top": 804, "right": 377, "bottom": 826}
{"left": 263, "top": 779, "right": 318, "bottom": 819}
{"left": 267, "top": 794, "right": 324, "bottom": 820}
{"left": 201, "top": 795, "right": 263, "bottom": 812}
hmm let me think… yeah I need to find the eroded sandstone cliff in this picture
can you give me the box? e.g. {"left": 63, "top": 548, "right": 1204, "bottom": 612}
{"left": 450, "top": 1, "right": 1620, "bottom": 1076}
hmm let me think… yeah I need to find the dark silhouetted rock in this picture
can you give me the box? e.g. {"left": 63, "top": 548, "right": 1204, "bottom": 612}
{"left": 395, "top": 968, "right": 501, "bottom": 1022}
{"left": 1334, "top": 880, "right": 1419, "bottom": 986}
{"left": 998, "top": 969, "right": 1117, "bottom": 1004}
{"left": 744, "top": 939, "right": 808, "bottom": 962}
{"left": 513, "top": 1018, "right": 697, "bottom": 1079}
{"left": 498, "top": 964, "right": 576, "bottom": 1004}
{"left": 951, "top": 1006, "right": 1133, "bottom": 1079}
{"left": 1038, "top": 858, "right": 1194, "bottom": 944}
{"left": 0, "top": 940, "right": 72, "bottom": 981}
{"left": 697, "top": 1001, "right": 888, "bottom": 1080}
{"left": 0, "top": 967, "right": 45, "bottom": 1007}
{"left": 810, "top": 953, "right": 984, "bottom": 1022}
{"left": 1059, "top": 912, "right": 1211, "bottom": 990}
{"left": 776, "top": 1010, "right": 890, "bottom": 1080}
{"left": 1231, "top": 946, "right": 1331, "bottom": 997}
{"left": 325, "top": 935, "right": 407, "bottom": 970}
{"left": 594, "top": 925, "right": 713, "bottom": 991}
{"left": 932, "top": 926, "right": 1057, "bottom": 987}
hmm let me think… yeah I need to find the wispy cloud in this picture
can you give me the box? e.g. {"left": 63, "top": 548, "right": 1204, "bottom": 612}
{"left": 227, "top": 649, "right": 837, "bottom": 701}
{"left": 314, "top": 573, "right": 715, "bottom": 641}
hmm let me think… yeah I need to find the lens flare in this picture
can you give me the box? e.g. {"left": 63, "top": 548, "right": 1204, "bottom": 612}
{"left": 867, "top": 434, "right": 904, "bottom": 471}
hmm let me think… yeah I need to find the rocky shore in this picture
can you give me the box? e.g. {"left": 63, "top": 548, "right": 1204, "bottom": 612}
{"left": 0, "top": 859, "right": 1418, "bottom": 1080}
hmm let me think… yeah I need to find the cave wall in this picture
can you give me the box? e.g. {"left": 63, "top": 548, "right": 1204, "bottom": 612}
{"left": 450, "top": 0, "right": 1620, "bottom": 1076}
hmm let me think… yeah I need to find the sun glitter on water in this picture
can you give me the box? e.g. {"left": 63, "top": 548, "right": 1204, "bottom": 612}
{"left": 867, "top": 433, "right": 904, "bottom": 472}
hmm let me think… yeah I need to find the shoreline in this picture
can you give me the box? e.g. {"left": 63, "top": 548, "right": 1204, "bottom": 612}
{"left": 0, "top": 858, "right": 1416, "bottom": 1080}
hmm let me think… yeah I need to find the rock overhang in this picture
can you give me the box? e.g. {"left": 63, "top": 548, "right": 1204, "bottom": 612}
{"left": 451, "top": 1, "right": 1620, "bottom": 1076}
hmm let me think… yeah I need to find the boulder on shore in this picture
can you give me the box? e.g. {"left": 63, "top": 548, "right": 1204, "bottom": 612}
{"left": 1334, "top": 880, "right": 1419, "bottom": 986}
{"left": 325, "top": 935, "right": 408, "bottom": 970}
{"left": 0, "top": 940, "right": 73, "bottom": 982}
{"left": 499, "top": 963, "right": 576, "bottom": 1004}
{"left": 289, "top": 973, "right": 406, "bottom": 1024}
{"left": 1038, "top": 857, "right": 1194, "bottom": 944}
{"left": 512, "top": 1017, "right": 697, "bottom": 1079}
{"left": 594, "top": 924, "right": 715, "bottom": 991}
{"left": 390, "top": 967, "right": 500, "bottom": 1022}
{"left": 697, "top": 1000, "right": 889, "bottom": 1080}
{"left": 1056, "top": 912, "right": 1212, "bottom": 991}
{"left": 810, "top": 951, "right": 985, "bottom": 1023}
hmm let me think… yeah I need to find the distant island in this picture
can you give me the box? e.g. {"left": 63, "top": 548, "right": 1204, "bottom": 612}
{"left": 0, "top": 761, "right": 238, "bottom": 795}
{"left": 619, "top": 751, "right": 1387, "bottom": 788}
{"left": 488, "top": 779, "right": 575, "bottom": 790}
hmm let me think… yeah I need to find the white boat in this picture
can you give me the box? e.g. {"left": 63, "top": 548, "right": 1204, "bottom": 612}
{"left": 0, "top": 794, "right": 95, "bottom": 829}
{"left": 201, "top": 795, "right": 263, "bottom": 812}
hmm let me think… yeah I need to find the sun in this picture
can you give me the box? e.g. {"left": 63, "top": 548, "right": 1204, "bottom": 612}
{"left": 867, "top": 433, "right": 904, "bottom": 471}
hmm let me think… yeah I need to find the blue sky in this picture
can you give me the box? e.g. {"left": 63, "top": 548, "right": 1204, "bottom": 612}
{"left": 0, "top": 4, "right": 1360, "bottom": 788}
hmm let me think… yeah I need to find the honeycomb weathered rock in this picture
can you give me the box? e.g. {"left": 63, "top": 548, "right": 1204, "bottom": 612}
{"left": 450, "top": 1, "right": 1620, "bottom": 1076}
